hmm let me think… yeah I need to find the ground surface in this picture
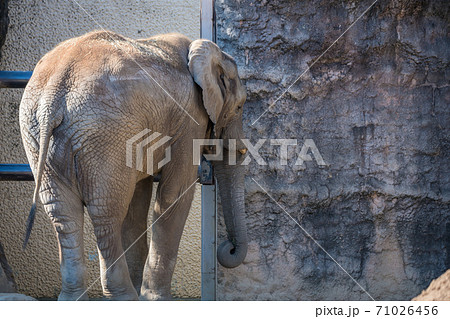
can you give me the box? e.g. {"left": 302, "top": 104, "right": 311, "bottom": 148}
{"left": 413, "top": 269, "right": 450, "bottom": 301}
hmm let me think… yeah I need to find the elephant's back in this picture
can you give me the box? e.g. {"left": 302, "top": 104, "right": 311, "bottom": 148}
{"left": 30, "top": 31, "right": 153, "bottom": 87}
{"left": 21, "top": 30, "right": 202, "bottom": 158}
{"left": 27, "top": 30, "right": 194, "bottom": 112}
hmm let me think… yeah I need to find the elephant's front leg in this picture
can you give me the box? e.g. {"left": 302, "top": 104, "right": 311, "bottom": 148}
{"left": 140, "top": 169, "right": 197, "bottom": 300}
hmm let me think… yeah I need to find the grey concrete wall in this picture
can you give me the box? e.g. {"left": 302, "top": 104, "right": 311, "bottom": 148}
{"left": 216, "top": 0, "right": 449, "bottom": 300}
{"left": 0, "top": 0, "right": 201, "bottom": 299}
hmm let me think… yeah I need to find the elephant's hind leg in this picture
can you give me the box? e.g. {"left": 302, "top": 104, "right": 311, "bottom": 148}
{"left": 40, "top": 174, "right": 88, "bottom": 301}
{"left": 122, "top": 176, "right": 153, "bottom": 294}
{"left": 85, "top": 183, "right": 139, "bottom": 301}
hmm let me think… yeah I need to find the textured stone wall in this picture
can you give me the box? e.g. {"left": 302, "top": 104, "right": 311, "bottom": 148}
{"left": 0, "top": 0, "right": 201, "bottom": 299}
{"left": 216, "top": 0, "right": 449, "bottom": 300}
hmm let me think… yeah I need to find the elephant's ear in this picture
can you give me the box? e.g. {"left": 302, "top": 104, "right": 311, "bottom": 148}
{"left": 188, "top": 39, "right": 225, "bottom": 135}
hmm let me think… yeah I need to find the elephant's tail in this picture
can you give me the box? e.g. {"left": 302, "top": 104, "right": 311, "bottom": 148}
{"left": 23, "top": 93, "right": 64, "bottom": 250}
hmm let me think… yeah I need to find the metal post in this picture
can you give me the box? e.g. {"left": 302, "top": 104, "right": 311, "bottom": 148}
{"left": 200, "top": 0, "right": 215, "bottom": 42}
{"left": 201, "top": 174, "right": 216, "bottom": 300}
{"left": 200, "top": 0, "right": 217, "bottom": 301}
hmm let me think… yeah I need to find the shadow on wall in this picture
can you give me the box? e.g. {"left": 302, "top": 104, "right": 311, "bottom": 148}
{"left": 0, "top": 0, "right": 8, "bottom": 56}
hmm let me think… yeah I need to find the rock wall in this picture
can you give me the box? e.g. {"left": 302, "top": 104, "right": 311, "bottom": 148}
{"left": 216, "top": 0, "right": 449, "bottom": 300}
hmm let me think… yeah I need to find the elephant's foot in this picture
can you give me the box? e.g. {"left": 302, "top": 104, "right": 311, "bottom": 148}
{"left": 103, "top": 293, "right": 139, "bottom": 301}
{"left": 103, "top": 287, "right": 139, "bottom": 301}
{"left": 139, "top": 289, "right": 173, "bottom": 301}
{"left": 58, "top": 289, "right": 89, "bottom": 301}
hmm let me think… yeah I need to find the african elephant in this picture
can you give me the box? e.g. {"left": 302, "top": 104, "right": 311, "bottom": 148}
{"left": 19, "top": 31, "right": 248, "bottom": 300}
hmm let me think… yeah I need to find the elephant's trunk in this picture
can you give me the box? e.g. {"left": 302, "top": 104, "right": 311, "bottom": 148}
{"left": 214, "top": 150, "right": 248, "bottom": 268}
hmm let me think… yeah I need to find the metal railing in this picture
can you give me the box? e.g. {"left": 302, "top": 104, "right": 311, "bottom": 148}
{"left": 0, "top": 71, "right": 34, "bottom": 181}
{"left": 0, "top": 71, "right": 32, "bottom": 88}
{"left": 0, "top": 164, "right": 33, "bottom": 181}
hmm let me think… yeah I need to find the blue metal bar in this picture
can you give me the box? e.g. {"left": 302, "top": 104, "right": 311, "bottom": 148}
{"left": 0, "top": 163, "right": 214, "bottom": 184}
{"left": 0, "top": 71, "right": 32, "bottom": 88}
{"left": 0, "top": 164, "right": 34, "bottom": 181}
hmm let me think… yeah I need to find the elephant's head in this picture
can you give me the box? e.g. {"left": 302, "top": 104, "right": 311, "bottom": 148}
{"left": 188, "top": 39, "right": 248, "bottom": 268}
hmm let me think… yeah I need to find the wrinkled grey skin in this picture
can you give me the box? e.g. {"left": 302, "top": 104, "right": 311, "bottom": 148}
{"left": 19, "top": 31, "right": 248, "bottom": 301}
